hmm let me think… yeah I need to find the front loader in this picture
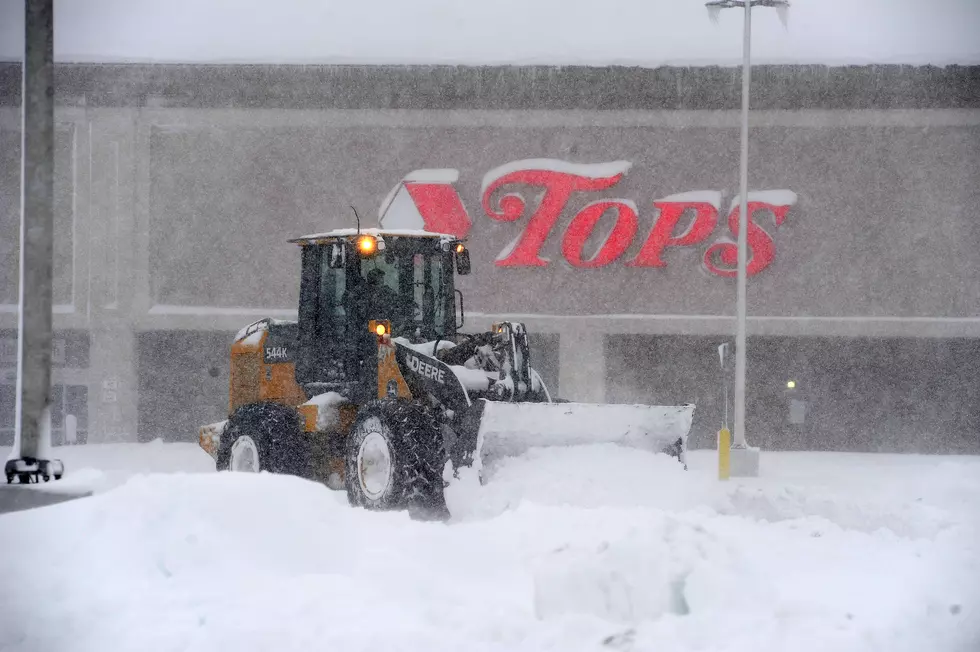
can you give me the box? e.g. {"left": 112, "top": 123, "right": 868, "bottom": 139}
{"left": 198, "top": 228, "right": 694, "bottom": 517}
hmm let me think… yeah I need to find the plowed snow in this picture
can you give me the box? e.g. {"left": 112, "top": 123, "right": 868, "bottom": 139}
{"left": 1, "top": 441, "right": 978, "bottom": 652}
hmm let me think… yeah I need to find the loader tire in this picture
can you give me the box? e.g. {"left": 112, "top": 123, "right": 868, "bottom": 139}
{"left": 216, "top": 402, "right": 310, "bottom": 477}
{"left": 345, "top": 399, "right": 448, "bottom": 519}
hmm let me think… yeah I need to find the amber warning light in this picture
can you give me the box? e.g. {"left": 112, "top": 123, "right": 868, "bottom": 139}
{"left": 357, "top": 235, "right": 377, "bottom": 255}
{"left": 369, "top": 320, "right": 390, "bottom": 338}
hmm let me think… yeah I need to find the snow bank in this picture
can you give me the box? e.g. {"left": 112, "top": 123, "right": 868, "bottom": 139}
{"left": 0, "top": 439, "right": 216, "bottom": 496}
{"left": 0, "top": 445, "right": 977, "bottom": 652}
{"left": 532, "top": 507, "right": 979, "bottom": 650}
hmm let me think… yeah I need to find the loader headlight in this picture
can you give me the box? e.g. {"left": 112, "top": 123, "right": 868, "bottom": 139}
{"left": 375, "top": 323, "right": 387, "bottom": 336}
{"left": 357, "top": 235, "right": 377, "bottom": 255}
{"left": 786, "top": 380, "right": 796, "bottom": 389}
{"left": 455, "top": 243, "right": 465, "bottom": 254}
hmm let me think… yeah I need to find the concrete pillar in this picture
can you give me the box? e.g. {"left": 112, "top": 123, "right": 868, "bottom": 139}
{"left": 558, "top": 330, "right": 606, "bottom": 403}
{"left": 86, "top": 324, "right": 139, "bottom": 443}
{"left": 83, "top": 110, "right": 141, "bottom": 443}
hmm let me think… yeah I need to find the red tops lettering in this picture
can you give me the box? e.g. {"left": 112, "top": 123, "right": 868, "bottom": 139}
{"left": 378, "top": 159, "right": 798, "bottom": 278}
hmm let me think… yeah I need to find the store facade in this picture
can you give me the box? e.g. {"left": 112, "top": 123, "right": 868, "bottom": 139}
{"left": 1, "top": 63, "right": 977, "bottom": 451}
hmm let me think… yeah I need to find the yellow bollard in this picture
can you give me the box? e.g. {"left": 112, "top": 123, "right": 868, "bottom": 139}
{"left": 718, "top": 427, "right": 731, "bottom": 480}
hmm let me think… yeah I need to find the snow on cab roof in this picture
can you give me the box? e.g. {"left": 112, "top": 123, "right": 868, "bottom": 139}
{"left": 288, "top": 227, "right": 459, "bottom": 244}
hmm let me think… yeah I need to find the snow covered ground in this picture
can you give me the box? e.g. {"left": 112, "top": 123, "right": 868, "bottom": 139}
{"left": 0, "top": 441, "right": 978, "bottom": 652}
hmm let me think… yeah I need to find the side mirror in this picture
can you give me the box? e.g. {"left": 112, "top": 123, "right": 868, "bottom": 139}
{"left": 327, "top": 242, "right": 346, "bottom": 269}
{"left": 455, "top": 247, "right": 471, "bottom": 276}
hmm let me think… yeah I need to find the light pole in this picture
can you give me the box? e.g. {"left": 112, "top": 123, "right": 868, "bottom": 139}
{"left": 4, "top": 0, "right": 63, "bottom": 485}
{"left": 706, "top": 0, "right": 788, "bottom": 469}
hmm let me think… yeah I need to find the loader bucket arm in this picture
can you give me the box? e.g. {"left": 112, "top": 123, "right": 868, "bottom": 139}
{"left": 388, "top": 328, "right": 694, "bottom": 477}
{"left": 393, "top": 341, "right": 472, "bottom": 414}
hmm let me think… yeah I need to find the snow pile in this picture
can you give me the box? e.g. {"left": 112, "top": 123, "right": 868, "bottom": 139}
{"left": 532, "top": 522, "right": 695, "bottom": 623}
{"left": 447, "top": 445, "right": 704, "bottom": 519}
{"left": 0, "top": 439, "right": 216, "bottom": 496}
{"left": 0, "top": 444, "right": 978, "bottom": 652}
{"left": 717, "top": 483, "right": 955, "bottom": 539}
{"left": 532, "top": 507, "right": 978, "bottom": 649}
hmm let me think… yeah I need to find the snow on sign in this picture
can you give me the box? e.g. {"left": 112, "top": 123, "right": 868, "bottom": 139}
{"left": 379, "top": 159, "right": 798, "bottom": 277}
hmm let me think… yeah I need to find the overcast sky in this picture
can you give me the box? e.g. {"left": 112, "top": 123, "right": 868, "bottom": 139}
{"left": 1, "top": 0, "right": 978, "bottom": 67}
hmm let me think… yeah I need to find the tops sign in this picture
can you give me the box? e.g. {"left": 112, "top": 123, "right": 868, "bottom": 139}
{"left": 378, "top": 159, "right": 797, "bottom": 278}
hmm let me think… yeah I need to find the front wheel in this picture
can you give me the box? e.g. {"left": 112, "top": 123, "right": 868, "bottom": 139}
{"left": 344, "top": 399, "right": 448, "bottom": 518}
{"left": 216, "top": 402, "right": 310, "bottom": 477}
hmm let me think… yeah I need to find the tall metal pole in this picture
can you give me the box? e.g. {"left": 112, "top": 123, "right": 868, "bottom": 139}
{"left": 707, "top": 0, "right": 787, "bottom": 471}
{"left": 733, "top": 1, "right": 752, "bottom": 449}
{"left": 5, "top": 0, "right": 61, "bottom": 484}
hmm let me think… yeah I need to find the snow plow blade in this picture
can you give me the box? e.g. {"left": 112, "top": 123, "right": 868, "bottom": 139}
{"left": 466, "top": 400, "right": 695, "bottom": 468}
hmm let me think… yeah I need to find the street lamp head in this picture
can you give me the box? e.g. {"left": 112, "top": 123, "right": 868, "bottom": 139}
{"left": 705, "top": 0, "right": 789, "bottom": 6}
{"left": 705, "top": 0, "right": 790, "bottom": 27}
{"left": 705, "top": 0, "right": 741, "bottom": 24}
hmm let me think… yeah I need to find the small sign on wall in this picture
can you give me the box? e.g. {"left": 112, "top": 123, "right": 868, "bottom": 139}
{"left": 102, "top": 378, "right": 119, "bottom": 404}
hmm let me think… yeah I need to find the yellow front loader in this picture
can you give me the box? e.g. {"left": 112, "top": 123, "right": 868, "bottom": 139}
{"left": 199, "top": 229, "right": 694, "bottom": 517}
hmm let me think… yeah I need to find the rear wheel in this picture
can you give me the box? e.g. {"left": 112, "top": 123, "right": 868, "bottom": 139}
{"left": 344, "top": 399, "right": 448, "bottom": 519}
{"left": 217, "top": 402, "right": 310, "bottom": 477}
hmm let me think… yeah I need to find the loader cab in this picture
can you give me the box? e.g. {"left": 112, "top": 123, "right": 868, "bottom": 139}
{"left": 290, "top": 229, "right": 468, "bottom": 399}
